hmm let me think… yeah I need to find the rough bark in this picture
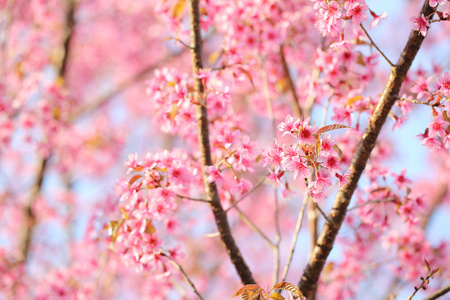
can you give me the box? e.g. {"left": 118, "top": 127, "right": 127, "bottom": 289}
{"left": 188, "top": 0, "right": 256, "bottom": 285}
{"left": 298, "top": 1, "right": 436, "bottom": 296}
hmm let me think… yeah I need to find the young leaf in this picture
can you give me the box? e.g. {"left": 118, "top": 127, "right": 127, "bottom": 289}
{"left": 128, "top": 174, "right": 142, "bottom": 187}
{"left": 269, "top": 292, "right": 285, "bottom": 300}
{"left": 272, "top": 282, "right": 303, "bottom": 298}
{"left": 171, "top": 0, "right": 185, "bottom": 18}
{"left": 233, "top": 285, "right": 261, "bottom": 298}
{"left": 345, "top": 95, "right": 363, "bottom": 107}
{"left": 237, "top": 67, "right": 255, "bottom": 89}
{"left": 317, "top": 124, "right": 349, "bottom": 135}
{"left": 424, "top": 258, "right": 431, "bottom": 272}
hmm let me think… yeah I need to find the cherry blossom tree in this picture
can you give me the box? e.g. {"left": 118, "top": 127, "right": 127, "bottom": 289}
{"left": 0, "top": 0, "right": 450, "bottom": 299}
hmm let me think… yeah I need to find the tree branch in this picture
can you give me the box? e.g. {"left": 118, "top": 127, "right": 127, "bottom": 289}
{"left": 188, "top": 0, "right": 255, "bottom": 285}
{"left": 280, "top": 45, "right": 303, "bottom": 118}
{"left": 162, "top": 251, "right": 205, "bottom": 300}
{"left": 17, "top": 0, "right": 77, "bottom": 264}
{"left": 424, "top": 284, "right": 450, "bottom": 300}
{"left": 298, "top": 2, "right": 436, "bottom": 297}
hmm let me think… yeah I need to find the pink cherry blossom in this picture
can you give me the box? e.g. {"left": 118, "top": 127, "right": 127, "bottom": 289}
{"left": 410, "top": 14, "right": 430, "bottom": 36}
{"left": 436, "top": 72, "right": 450, "bottom": 97}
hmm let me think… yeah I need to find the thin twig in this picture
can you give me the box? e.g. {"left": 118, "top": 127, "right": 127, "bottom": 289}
{"left": 162, "top": 251, "right": 205, "bottom": 300}
{"left": 225, "top": 176, "right": 266, "bottom": 213}
{"left": 273, "top": 186, "right": 281, "bottom": 286}
{"left": 314, "top": 202, "right": 337, "bottom": 229}
{"left": 235, "top": 206, "right": 276, "bottom": 248}
{"left": 259, "top": 54, "right": 282, "bottom": 286}
{"left": 176, "top": 194, "right": 210, "bottom": 203}
{"left": 398, "top": 97, "right": 440, "bottom": 107}
{"left": 280, "top": 45, "right": 303, "bottom": 118}
{"left": 360, "top": 24, "right": 394, "bottom": 67}
{"left": 347, "top": 198, "right": 396, "bottom": 211}
{"left": 424, "top": 284, "right": 450, "bottom": 300}
{"left": 281, "top": 194, "right": 309, "bottom": 282}
{"left": 430, "top": 19, "right": 449, "bottom": 23}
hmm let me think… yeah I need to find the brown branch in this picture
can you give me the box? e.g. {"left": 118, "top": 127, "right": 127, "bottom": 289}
{"left": 298, "top": 2, "right": 436, "bottom": 297}
{"left": 17, "top": 0, "right": 77, "bottom": 264}
{"left": 280, "top": 45, "right": 303, "bottom": 118}
{"left": 188, "top": 0, "right": 255, "bottom": 285}
{"left": 176, "top": 194, "right": 210, "bottom": 203}
{"left": 424, "top": 284, "right": 450, "bottom": 300}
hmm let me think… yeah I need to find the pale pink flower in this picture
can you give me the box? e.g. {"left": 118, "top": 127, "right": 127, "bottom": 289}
{"left": 279, "top": 114, "right": 300, "bottom": 137}
{"left": 320, "top": 1, "right": 341, "bottom": 23}
{"left": 287, "top": 157, "right": 311, "bottom": 180}
{"left": 436, "top": 72, "right": 450, "bottom": 97}
{"left": 429, "top": 0, "right": 446, "bottom": 7}
{"left": 427, "top": 116, "right": 449, "bottom": 138}
{"left": 205, "top": 166, "right": 224, "bottom": 184}
{"left": 421, "top": 137, "right": 442, "bottom": 150}
{"left": 346, "top": 2, "right": 368, "bottom": 25}
{"left": 323, "top": 155, "right": 342, "bottom": 176}
{"left": 320, "top": 134, "right": 337, "bottom": 157}
{"left": 410, "top": 76, "right": 432, "bottom": 99}
{"left": 330, "top": 39, "right": 353, "bottom": 53}
{"left": 369, "top": 10, "right": 387, "bottom": 29}
{"left": 298, "top": 118, "right": 318, "bottom": 144}
{"left": 410, "top": 14, "right": 430, "bottom": 36}
{"left": 124, "top": 153, "right": 139, "bottom": 173}
{"left": 392, "top": 169, "right": 412, "bottom": 190}
{"left": 267, "top": 169, "right": 283, "bottom": 186}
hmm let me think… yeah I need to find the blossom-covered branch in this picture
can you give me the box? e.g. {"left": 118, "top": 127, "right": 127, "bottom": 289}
{"left": 298, "top": 1, "right": 437, "bottom": 297}
{"left": 188, "top": 0, "right": 255, "bottom": 285}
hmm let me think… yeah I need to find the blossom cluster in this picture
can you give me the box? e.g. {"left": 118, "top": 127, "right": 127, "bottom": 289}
{"left": 112, "top": 150, "right": 199, "bottom": 273}
{"left": 262, "top": 115, "right": 349, "bottom": 202}
{"left": 409, "top": 72, "right": 450, "bottom": 150}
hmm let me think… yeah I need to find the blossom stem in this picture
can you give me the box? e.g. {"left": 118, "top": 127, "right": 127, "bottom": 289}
{"left": 347, "top": 198, "right": 396, "bottom": 211}
{"left": 280, "top": 45, "right": 303, "bottom": 118}
{"left": 162, "top": 251, "right": 205, "bottom": 300}
{"left": 176, "top": 194, "right": 210, "bottom": 203}
{"left": 314, "top": 202, "right": 337, "bottom": 229}
{"left": 280, "top": 193, "right": 309, "bottom": 282}
{"left": 398, "top": 97, "right": 440, "bottom": 107}
{"left": 360, "top": 24, "right": 394, "bottom": 67}
{"left": 225, "top": 176, "right": 266, "bottom": 213}
{"left": 235, "top": 206, "right": 276, "bottom": 247}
